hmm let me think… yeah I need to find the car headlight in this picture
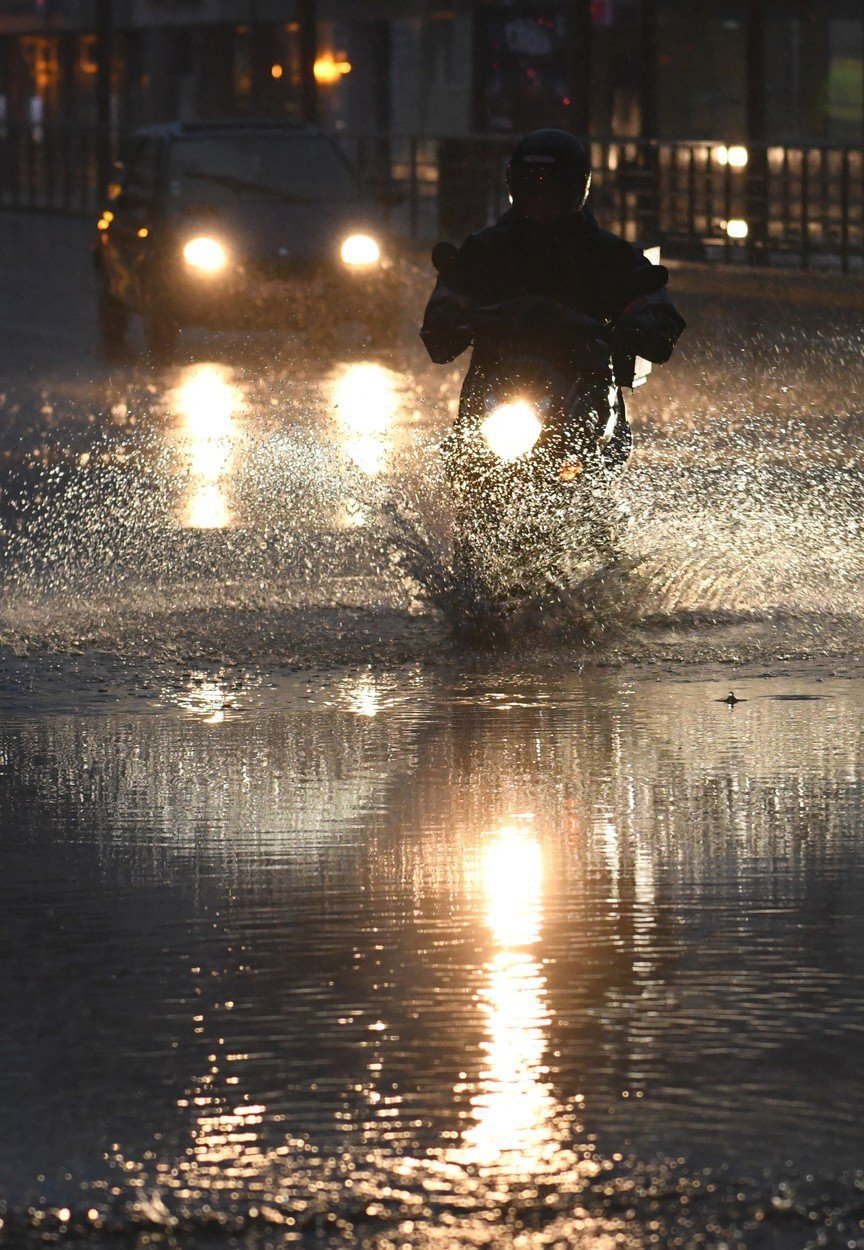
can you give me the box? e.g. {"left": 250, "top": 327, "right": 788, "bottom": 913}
{"left": 480, "top": 401, "right": 542, "bottom": 462}
{"left": 340, "top": 233, "right": 381, "bottom": 267}
{"left": 183, "top": 236, "right": 228, "bottom": 274}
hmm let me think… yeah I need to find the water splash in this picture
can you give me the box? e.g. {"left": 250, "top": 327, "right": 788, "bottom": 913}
{"left": 2, "top": 292, "right": 864, "bottom": 671}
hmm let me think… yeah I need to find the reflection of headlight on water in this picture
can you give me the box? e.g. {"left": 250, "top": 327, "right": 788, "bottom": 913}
{"left": 332, "top": 361, "right": 400, "bottom": 476}
{"left": 176, "top": 364, "right": 240, "bottom": 439}
{"left": 480, "top": 401, "right": 542, "bottom": 462}
{"left": 483, "top": 826, "right": 543, "bottom": 949}
{"left": 176, "top": 676, "right": 231, "bottom": 724}
{"left": 453, "top": 825, "right": 551, "bottom": 1169}
{"left": 183, "top": 236, "right": 228, "bottom": 273}
{"left": 172, "top": 364, "right": 242, "bottom": 528}
{"left": 344, "top": 677, "right": 381, "bottom": 718}
{"left": 340, "top": 233, "right": 381, "bottom": 267}
{"left": 186, "top": 483, "right": 231, "bottom": 531}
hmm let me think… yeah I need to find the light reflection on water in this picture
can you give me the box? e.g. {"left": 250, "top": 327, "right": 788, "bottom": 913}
{"left": 173, "top": 673, "right": 234, "bottom": 724}
{"left": 331, "top": 361, "right": 401, "bottom": 479}
{"left": 456, "top": 825, "right": 559, "bottom": 1172}
{"left": 1, "top": 672, "right": 864, "bottom": 1244}
{"left": 345, "top": 676, "right": 382, "bottom": 718}
{"left": 171, "top": 363, "right": 244, "bottom": 529}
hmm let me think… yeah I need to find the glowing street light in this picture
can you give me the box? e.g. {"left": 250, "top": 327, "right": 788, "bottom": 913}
{"left": 714, "top": 144, "right": 749, "bottom": 169}
{"left": 313, "top": 51, "right": 352, "bottom": 85}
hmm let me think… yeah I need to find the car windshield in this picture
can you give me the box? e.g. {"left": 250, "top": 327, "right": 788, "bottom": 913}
{"left": 168, "top": 134, "right": 363, "bottom": 205}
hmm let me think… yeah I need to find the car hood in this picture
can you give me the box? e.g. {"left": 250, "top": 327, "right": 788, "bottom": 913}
{"left": 167, "top": 198, "right": 386, "bottom": 264}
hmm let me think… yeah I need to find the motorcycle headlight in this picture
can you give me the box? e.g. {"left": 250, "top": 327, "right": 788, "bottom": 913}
{"left": 183, "top": 236, "right": 228, "bottom": 274}
{"left": 480, "top": 401, "right": 542, "bottom": 462}
{"left": 340, "top": 233, "right": 381, "bottom": 267}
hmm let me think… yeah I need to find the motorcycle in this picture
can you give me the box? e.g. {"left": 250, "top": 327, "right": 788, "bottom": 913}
{"left": 432, "top": 242, "right": 668, "bottom": 618}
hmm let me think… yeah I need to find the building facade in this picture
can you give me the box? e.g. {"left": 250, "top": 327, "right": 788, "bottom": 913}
{"left": 0, "top": 0, "right": 861, "bottom": 145}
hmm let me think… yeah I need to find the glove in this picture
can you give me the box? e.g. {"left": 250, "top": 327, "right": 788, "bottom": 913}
{"left": 420, "top": 292, "right": 474, "bottom": 363}
{"left": 472, "top": 297, "right": 603, "bottom": 353}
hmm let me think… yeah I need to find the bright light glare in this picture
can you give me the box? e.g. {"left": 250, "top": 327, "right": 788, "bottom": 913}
{"left": 453, "top": 826, "right": 553, "bottom": 1169}
{"left": 726, "top": 218, "right": 749, "bottom": 239}
{"left": 459, "top": 948, "right": 553, "bottom": 1169}
{"left": 183, "top": 236, "right": 228, "bottom": 273}
{"left": 345, "top": 677, "right": 381, "bottom": 718}
{"left": 480, "top": 401, "right": 542, "bottom": 462}
{"left": 173, "top": 364, "right": 242, "bottom": 528}
{"left": 176, "top": 365, "right": 240, "bottom": 446}
{"left": 483, "top": 826, "right": 543, "bottom": 949}
{"left": 314, "top": 52, "right": 352, "bottom": 84}
{"left": 176, "top": 676, "right": 229, "bottom": 724}
{"left": 186, "top": 483, "right": 231, "bottom": 532}
{"left": 340, "top": 233, "right": 381, "bottom": 267}
{"left": 332, "top": 361, "right": 400, "bottom": 475}
{"left": 714, "top": 144, "right": 749, "bottom": 168}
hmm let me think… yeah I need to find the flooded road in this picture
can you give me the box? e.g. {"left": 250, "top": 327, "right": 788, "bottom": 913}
{"left": 1, "top": 214, "right": 864, "bottom": 1247}
{"left": 2, "top": 668, "right": 864, "bottom": 1247}
{"left": 1, "top": 214, "right": 863, "bottom": 670}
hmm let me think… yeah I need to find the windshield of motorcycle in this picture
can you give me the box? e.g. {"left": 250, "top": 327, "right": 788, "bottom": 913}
{"left": 167, "top": 135, "right": 363, "bottom": 206}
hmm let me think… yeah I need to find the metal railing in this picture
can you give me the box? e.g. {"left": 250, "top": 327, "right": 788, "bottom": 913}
{"left": 1, "top": 124, "right": 861, "bottom": 272}
{"left": 0, "top": 122, "right": 104, "bottom": 216}
{"left": 340, "top": 134, "right": 864, "bottom": 274}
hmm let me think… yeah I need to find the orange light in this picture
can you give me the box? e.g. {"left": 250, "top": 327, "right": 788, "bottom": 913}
{"left": 313, "top": 51, "right": 352, "bottom": 85}
{"left": 97, "top": 218, "right": 109, "bottom": 231}
{"left": 137, "top": 227, "right": 149, "bottom": 238}
{"left": 271, "top": 63, "right": 283, "bottom": 79}
{"left": 558, "top": 459, "right": 583, "bottom": 482}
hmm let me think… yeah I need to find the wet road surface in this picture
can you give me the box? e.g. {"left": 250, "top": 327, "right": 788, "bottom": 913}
{"left": 1, "top": 213, "right": 864, "bottom": 1247}
{"left": 2, "top": 668, "right": 864, "bottom": 1247}
{"left": 2, "top": 215, "right": 863, "bottom": 668}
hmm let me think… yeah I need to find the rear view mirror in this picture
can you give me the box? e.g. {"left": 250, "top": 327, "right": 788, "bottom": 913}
{"left": 627, "top": 263, "right": 669, "bottom": 301}
{"left": 431, "top": 241, "right": 459, "bottom": 273}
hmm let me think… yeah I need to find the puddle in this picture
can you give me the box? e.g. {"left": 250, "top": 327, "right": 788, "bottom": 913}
{"left": 1, "top": 668, "right": 863, "bottom": 1246}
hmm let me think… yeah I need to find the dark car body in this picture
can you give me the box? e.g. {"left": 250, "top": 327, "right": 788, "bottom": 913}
{"left": 93, "top": 120, "right": 399, "bottom": 356}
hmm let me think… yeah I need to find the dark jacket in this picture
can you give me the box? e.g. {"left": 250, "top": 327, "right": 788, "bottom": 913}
{"left": 421, "top": 207, "right": 685, "bottom": 383}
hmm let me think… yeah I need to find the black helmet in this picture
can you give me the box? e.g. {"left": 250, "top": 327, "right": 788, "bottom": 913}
{"left": 506, "top": 129, "right": 591, "bottom": 223}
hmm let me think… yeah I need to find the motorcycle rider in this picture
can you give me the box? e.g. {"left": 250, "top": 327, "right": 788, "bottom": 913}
{"left": 421, "top": 129, "right": 686, "bottom": 468}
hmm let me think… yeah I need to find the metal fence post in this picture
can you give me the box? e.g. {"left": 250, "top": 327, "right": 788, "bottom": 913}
{"left": 745, "top": 0, "right": 768, "bottom": 263}
{"left": 95, "top": 0, "right": 113, "bottom": 199}
{"left": 839, "top": 147, "right": 850, "bottom": 275}
{"left": 800, "top": 147, "right": 810, "bottom": 269}
{"left": 408, "top": 137, "right": 418, "bottom": 242}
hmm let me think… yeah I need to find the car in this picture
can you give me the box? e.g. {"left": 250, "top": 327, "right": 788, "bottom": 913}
{"left": 93, "top": 120, "right": 401, "bottom": 360}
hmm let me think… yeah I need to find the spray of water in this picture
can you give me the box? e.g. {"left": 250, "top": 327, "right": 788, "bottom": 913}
{"left": 1, "top": 276, "right": 864, "bottom": 672}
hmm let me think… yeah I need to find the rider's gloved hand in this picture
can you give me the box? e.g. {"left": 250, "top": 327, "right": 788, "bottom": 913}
{"left": 421, "top": 291, "right": 475, "bottom": 362}
{"left": 472, "top": 297, "right": 604, "bottom": 357}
